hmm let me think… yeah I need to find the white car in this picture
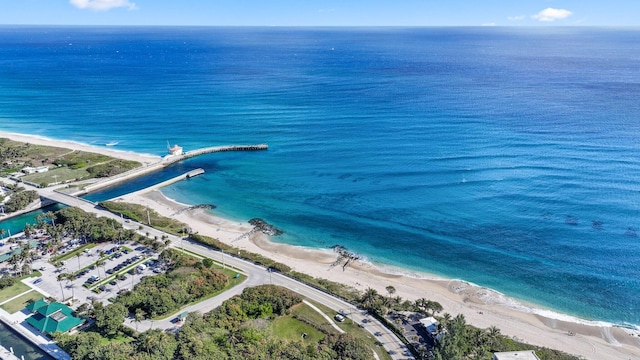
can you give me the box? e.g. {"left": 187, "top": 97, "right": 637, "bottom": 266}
{"left": 334, "top": 314, "right": 345, "bottom": 322}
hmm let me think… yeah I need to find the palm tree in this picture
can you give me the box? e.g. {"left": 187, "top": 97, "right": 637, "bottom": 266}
{"left": 134, "top": 308, "right": 146, "bottom": 332}
{"left": 385, "top": 285, "right": 396, "bottom": 306}
{"left": 76, "top": 253, "right": 82, "bottom": 271}
{"left": 361, "top": 287, "right": 379, "bottom": 310}
{"left": 439, "top": 312, "right": 452, "bottom": 332}
{"left": 23, "top": 223, "right": 34, "bottom": 238}
{"left": 21, "top": 242, "right": 34, "bottom": 269}
{"left": 486, "top": 325, "right": 501, "bottom": 349}
{"left": 96, "top": 259, "right": 106, "bottom": 279}
{"left": 44, "top": 211, "right": 56, "bottom": 226}
{"left": 59, "top": 273, "right": 75, "bottom": 302}
{"left": 57, "top": 273, "right": 66, "bottom": 301}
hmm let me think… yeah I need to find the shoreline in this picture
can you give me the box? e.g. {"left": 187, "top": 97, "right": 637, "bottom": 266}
{"left": 3, "top": 131, "right": 640, "bottom": 359}
{"left": 0, "top": 130, "right": 161, "bottom": 165}
{"left": 119, "top": 188, "right": 640, "bottom": 360}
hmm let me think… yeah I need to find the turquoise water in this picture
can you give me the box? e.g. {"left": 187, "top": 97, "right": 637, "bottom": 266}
{"left": 1, "top": 26, "right": 640, "bottom": 326}
{"left": 0, "top": 204, "right": 64, "bottom": 238}
{"left": 0, "top": 322, "right": 51, "bottom": 359}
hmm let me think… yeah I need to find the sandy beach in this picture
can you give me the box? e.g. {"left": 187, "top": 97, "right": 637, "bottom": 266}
{"left": 0, "top": 130, "right": 161, "bottom": 165}
{"left": 4, "top": 131, "right": 640, "bottom": 359}
{"left": 116, "top": 189, "right": 640, "bottom": 360}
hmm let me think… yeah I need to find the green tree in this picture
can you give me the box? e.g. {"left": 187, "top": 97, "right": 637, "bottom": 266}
{"left": 202, "top": 258, "right": 214, "bottom": 268}
{"left": 360, "top": 287, "right": 379, "bottom": 310}
{"left": 135, "top": 329, "right": 178, "bottom": 359}
{"left": 52, "top": 331, "right": 103, "bottom": 359}
{"left": 134, "top": 308, "right": 146, "bottom": 332}
{"left": 330, "top": 333, "right": 371, "bottom": 360}
{"left": 95, "top": 303, "right": 127, "bottom": 335}
{"left": 56, "top": 273, "right": 66, "bottom": 301}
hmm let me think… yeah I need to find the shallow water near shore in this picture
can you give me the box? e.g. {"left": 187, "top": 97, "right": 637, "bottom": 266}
{"left": 1, "top": 26, "right": 640, "bottom": 328}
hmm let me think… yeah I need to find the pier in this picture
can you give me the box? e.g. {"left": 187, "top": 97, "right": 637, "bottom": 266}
{"left": 162, "top": 144, "right": 269, "bottom": 166}
{"left": 17, "top": 143, "right": 267, "bottom": 211}
{"left": 76, "top": 144, "right": 267, "bottom": 195}
{"left": 104, "top": 168, "right": 205, "bottom": 201}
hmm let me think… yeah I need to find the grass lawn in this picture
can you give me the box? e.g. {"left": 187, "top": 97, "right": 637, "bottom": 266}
{"left": 22, "top": 167, "right": 90, "bottom": 186}
{"left": 307, "top": 301, "right": 393, "bottom": 360}
{"left": 179, "top": 247, "right": 244, "bottom": 273}
{"left": 272, "top": 308, "right": 326, "bottom": 344}
{"left": 290, "top": 301, "right": 340, "bottom": 336}
{"left": 99, "top": 201, "right": 187, "bottom": 236}
{"left": 0, "top": 280, "right": 32, "bottom": 302}
{"left": 0, "top": 290, "right": 40, "bottom": 313}
{"left": 52, "top": 243, "right": 96, "bottom": 263}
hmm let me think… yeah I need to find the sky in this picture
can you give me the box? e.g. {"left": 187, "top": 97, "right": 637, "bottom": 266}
{"left": 0, "top": 0, "right": 638, "bottom": 27}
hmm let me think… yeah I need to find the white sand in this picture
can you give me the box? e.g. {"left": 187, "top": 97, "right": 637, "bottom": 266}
{"left": 0, "top": 130, "right": 161, "bottom": 165}
{"left": 5, "top": 132, "right": 640, "bottom": 359}
{"left": 119, "top": 189, "right": 640, "bottom": 360}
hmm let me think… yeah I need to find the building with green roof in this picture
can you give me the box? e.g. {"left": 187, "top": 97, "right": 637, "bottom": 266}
{"left": 25, "top": 299, "right": 84, "bottom": 334}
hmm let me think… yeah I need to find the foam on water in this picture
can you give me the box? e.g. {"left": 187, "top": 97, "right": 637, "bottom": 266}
{"left": 1, "top": 26, "right": 640, "bottom": 327}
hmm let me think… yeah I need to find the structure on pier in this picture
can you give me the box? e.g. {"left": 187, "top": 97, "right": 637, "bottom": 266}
{"left": 167, "top": 142, "right": 183, "bottom": 156}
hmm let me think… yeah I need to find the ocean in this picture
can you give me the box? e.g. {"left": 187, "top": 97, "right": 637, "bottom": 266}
{"left": 1, "top": 26, "right": 640, "bottom": 328}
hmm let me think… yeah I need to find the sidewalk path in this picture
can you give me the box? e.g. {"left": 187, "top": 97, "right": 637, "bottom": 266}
{"left": 302, "top": 299, "right": 345, "bottom": 334}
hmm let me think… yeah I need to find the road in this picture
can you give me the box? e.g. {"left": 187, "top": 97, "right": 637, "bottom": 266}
{"left": 29, "top": 186, "right": 415, "bottom": 359}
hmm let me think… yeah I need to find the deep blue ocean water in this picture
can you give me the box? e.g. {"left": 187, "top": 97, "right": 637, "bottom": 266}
{"left": 1, "top": 26, "right": 640, "bottom": 327}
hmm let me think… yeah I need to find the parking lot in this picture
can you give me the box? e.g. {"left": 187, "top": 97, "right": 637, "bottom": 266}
{"left": 27, "top": 239, "right": 163, "bottom": 308}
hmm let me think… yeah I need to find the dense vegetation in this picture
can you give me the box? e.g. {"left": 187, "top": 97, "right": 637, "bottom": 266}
{"left": 0, "top": 276, "right": 18, "bottom": 290}
{"left": 86, "top": 159, "right": 141, "bottom": 177}
{"left": 116, "top": 249, "right": 229, "bottom": 318}
{"left": 54, "top": 285, "right": 375, "bottom": 360}
{"left": 0, "top": 137, "right": 140, "bottom": 179}
{"left": 3, "top": 187, "right": 38, "bottom": 212}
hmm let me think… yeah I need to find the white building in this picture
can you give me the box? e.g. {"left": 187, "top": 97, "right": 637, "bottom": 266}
{"left": 493, "top": 350, "right": 541, "bottom": 360}
{"left": 20, "top": 166, "right": 48, "bottom": 174}
{"left": 168, "top": 144, "right": 183, "bottom": 156}
{"left": 419, "top": 316, "right": 439, "bottom": 335}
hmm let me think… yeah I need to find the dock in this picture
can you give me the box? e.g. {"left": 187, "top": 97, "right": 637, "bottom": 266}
{"left": 0, "top": 313, "right": 70, "bottom": 360}
{"left": 104, "top": 168, "right": 205, "bottom": 201}
{"left": 0, "top": 344, "right": 20, "bottom": 360}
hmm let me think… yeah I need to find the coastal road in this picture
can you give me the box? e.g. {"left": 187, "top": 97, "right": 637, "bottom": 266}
{"left": 30, "top": 186, "right": 414, "bottom": 359}
{"left": 166, "top": 239, "right": 413, "bottom": 360}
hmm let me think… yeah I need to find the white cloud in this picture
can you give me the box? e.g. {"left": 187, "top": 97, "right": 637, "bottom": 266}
{"left": 70, "top": 0, "right": 138, "bottom": 11}
{"left": 482, "top": 22, "right": 497, "bottom": 27}
{"left": 531, "top": 8, "right": 572, "bottom": 22}
{"left": 507, "top": 15, "right": 526, "bottom": 21}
